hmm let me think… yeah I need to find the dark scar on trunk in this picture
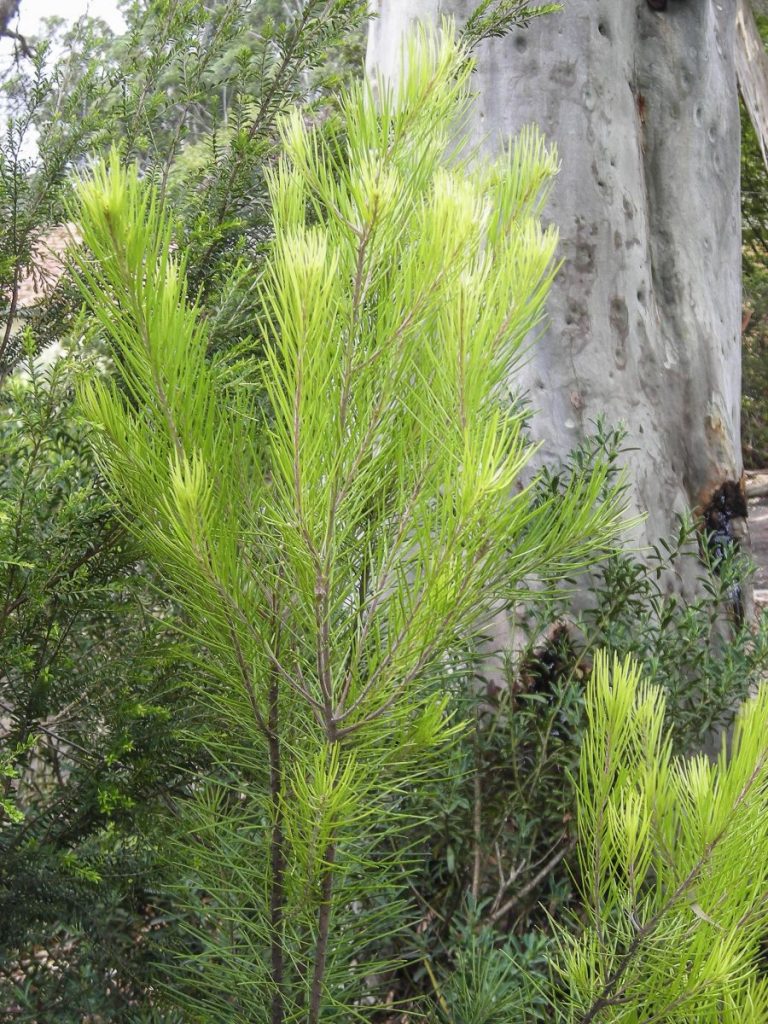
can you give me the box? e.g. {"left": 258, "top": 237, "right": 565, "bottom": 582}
{"left": 701, "top": 480, "right": 748, "bottom": 625}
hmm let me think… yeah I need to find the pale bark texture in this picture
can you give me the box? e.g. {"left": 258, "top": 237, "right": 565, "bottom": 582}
{"left": 368, "top": 2, "right": 745, "bottom": 605}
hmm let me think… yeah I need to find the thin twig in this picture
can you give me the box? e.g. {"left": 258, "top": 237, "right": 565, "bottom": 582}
{"left": 490, "top": 836, "right": 576, "bottom": 924}
{"left": 471, "top": 708, "right": 482, "bottom": 903}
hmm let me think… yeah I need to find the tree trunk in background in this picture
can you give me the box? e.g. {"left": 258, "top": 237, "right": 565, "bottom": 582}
{"left": 368, "top": 2, "right": 745, "bottom": 614}
{"left": 737, "top": 0, "right": 768, "bottom": 169}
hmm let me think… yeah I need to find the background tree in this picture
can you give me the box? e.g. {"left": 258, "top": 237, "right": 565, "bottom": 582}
{"left": 739, "top": 5, "right": 768, "bottom": 466}
{"left": 368, "top": 1, "right": 746, "bottom": 604}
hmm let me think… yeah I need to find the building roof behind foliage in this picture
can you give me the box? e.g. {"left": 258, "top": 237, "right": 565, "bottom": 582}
{"left": 4, "top": 224, "right": 80, "bottom": 313}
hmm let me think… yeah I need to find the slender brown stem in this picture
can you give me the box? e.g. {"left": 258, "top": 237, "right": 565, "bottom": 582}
{"left": 268, "top": 671, "right": 286, "bottom": 1024}
{"left": 308, "top": 842, "right": 337, "bottom": 1024}
{"left": 0, "top": 270, "right": 19, "bottom": 382}
{"left": 489, "top": 836, "right": 576, "bottom": 925}
{"left": 471, "top": 709, "right": 482, "bottom": 903}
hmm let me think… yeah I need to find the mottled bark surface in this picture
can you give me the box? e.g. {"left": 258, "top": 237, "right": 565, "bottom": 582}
{"left": 368, "top": 2, "right": 744, "bottom": 599}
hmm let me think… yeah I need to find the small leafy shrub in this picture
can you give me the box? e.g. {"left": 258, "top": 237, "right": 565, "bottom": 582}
{"left": 70, "top": 26, "right": 624, "bottom": 1021}
{"left": 0, "top": 348, "right": 192, "bottom": 1021}
{"left": 556, "top": 651, "right": 768, "bottom": 1022}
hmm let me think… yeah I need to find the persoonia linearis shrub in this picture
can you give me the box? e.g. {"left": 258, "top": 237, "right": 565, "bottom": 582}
{"left": 71, "top": 25, "right": 626, "bottom": 1022}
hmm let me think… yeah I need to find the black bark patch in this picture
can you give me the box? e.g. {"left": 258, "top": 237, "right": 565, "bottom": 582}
{"left": 573, "top": 240, "right": 596, "bottom": 276}
{"left": 703, "top": 481, "right": 747, "bottom": 546}
{"left": 515, "top": 624, "right": 586, "bottom": 698}
{"left": 702, "top": 480, "right": 748, "bottom": 623}
{"left": 564, "top": 297, "right": 590, "bottom": 334}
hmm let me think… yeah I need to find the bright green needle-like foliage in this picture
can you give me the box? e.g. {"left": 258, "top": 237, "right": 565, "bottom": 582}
{"left": 558, "top": 652, "right": 768, "bottom": 1024}
{"left": 72, "top": 24, "right": 625, "bottom": 1022}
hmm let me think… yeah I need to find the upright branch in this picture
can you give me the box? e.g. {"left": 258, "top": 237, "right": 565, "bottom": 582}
{"left": 71, "top": 23, "right": 627, "bottom": 1021}
{"left": 559, "top": 652, "right": 768, "bottom": 1024}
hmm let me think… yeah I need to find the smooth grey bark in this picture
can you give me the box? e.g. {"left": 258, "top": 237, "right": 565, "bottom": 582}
{"left": 368, "top": 2, "right": 744, "bottom": 607}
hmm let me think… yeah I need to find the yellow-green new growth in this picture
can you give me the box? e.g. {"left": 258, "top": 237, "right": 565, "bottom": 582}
{"left": 561, "top": 652, "right": 768, "bottom": 1024}
{"left": 72, "top": 23, "right": 625, "bottom": 1023}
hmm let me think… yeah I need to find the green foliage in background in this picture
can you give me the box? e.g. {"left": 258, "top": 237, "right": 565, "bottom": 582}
{"left": 0, "top": 345, "right": 194, "bottom": 1021}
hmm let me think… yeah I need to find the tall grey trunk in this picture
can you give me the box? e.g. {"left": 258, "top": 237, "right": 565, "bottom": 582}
{"left": 368, "top": 2, "right": 744, "bottom": 608}
{"left": 737, "top": 0, "right": 768, "bottom": 169}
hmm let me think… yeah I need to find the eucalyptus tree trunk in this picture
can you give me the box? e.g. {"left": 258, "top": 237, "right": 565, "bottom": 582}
{"left": 737, "top": 0, "right": 768, "bottom": 168}
{"left": 368, "top": 2, "right": 745, "bottom": 608}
